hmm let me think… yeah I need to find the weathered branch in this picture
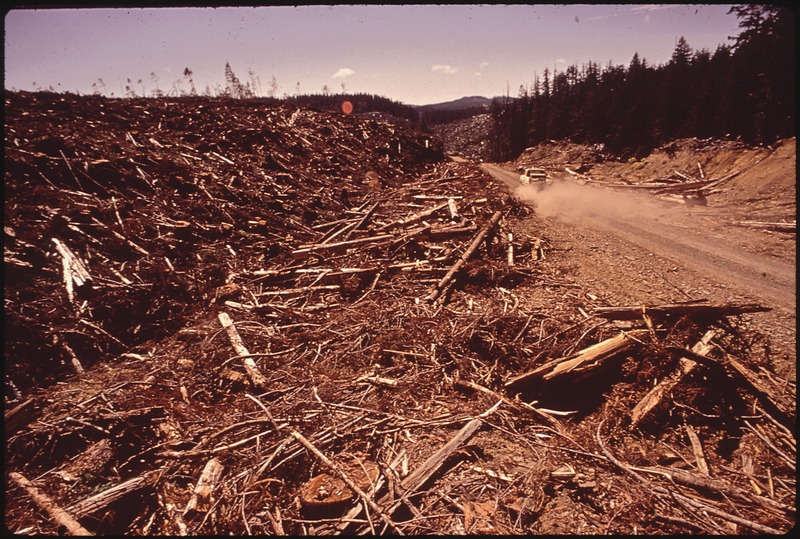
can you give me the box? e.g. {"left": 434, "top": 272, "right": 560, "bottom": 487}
{"left": 426, "top": 210, "right": 503, "bottom": 302}
{"left": 593, "top": 302, "right": 770, "bottom": 321}
{"left": 291, "top": 233, "right": 395, "bottom": 258}
{"left": 378, "top": 201, "right": 449, "bottom": 232}
{"left": 11, "top": 472, "right": 92, "bottom": 535}
{"left": 290, "top": 429, "right": 402, "bottom": 534}
{"left": 68, "top": 472, "right": 159, "bottom": 519}
{"left": 217, "top": 311, "right": 269, "bottom": 390}
{"left": 53, "top": 238, "right": 93, "bottom": 303}
{"left": 630, "top": 330, "right": 716, "bottom": 427}
{"left": 379, "top": 400, "right": 503, "bottom": 524}
{"left": 341, "top": 201, "right": 380, "bottom": 241}
{"left": 505, "top": 329, "right": 648, "bottom": 388}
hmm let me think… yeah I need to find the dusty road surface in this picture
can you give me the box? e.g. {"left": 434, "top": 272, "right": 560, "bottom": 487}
{"left": 482, "top": 162, "right": 796, "bottom": 380}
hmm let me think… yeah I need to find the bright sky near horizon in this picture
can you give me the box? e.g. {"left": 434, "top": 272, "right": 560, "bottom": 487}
{"left": 4, "top": 4, "right": 742, "bottom": 106}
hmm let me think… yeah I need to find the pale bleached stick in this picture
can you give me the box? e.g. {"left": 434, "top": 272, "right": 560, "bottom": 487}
{"left": 217, "top": 312, "right": 269, "bottom": 390}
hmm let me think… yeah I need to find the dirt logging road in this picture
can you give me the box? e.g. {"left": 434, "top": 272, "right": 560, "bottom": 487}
{"left": 482, "top": 161, "right": 796, "bottom": 377}
{"left": 482, "top": 163, "right": 795, "bottom": 314}
{"left": 582, "top": 209, "right": 796, "bottom": 313}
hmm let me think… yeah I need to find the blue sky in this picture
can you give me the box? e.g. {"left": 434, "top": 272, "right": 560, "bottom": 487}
{"left": 4, "top": 4, "right": 742, "bottom": 105}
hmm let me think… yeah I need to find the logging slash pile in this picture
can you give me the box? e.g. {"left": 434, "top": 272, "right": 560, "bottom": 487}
{"left": 4, "top": 91, "right": 796, "bottom": 535}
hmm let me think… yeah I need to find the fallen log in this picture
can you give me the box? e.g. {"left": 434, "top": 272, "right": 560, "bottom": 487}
{"left": 389, "top": 256, "right": 449, "bottom": 271}
{"left": 427, "top": 224, "right": 478, "bottom": 241}
{"left": 290, "top": 429, "right": 401, "bottom": 534}
{"left": 454, "top": 378, "right": 569, "bottom": 429}
{"left": 730, "top": 220, "right": 796, "bottom": 233}
{"left": 68, "top": 471, "right": 159, "bottom": 519}
{"left": 699, "top": 168, "right": 744, "bottom": 191}
{"left": 605, "top": 181, "right": 681, "bottom": 190}
{"left": 311, "top": 216, "right": 359, "bottom": 231}
{"left": 4, "top": 252, "right": 34, "bottom": 268}
{"left": 61, "top": 341, "right": 85, "bottom": 376}
{"left": 652, "top": 178, "right": 717, "bottom": 194}
{"left": 593, "top": 302, "right": 770, "bottom": 321}
{"left": 684, "top": 424, "right": 710, "bottom": 476}
{"left": 727, "top": 357, "right": 795, "bottom": 430}
{"left": 447, "top": 197, "right": 459, "bottom": 220}
{"left": 4, "top": 398, "right": 39, "bottom": 436}
{"left": 633, "top": 465, "right": 795, "bottom": 517}
{"left": 317, "top": 221, "right": 358, "bottom": 245}
{"left": 412, "top": 195, "right": 464, "bottom": 201}
{"left": 255, "top": 284, "right": 341, "bottom": 297}
{"left": 356, "top": 373, "right": 399, "bottom": 388}
{"left": 376, "top": 400, "right": 503, "bottom": 527}
{"left": 11, "top": 472, "right": 92, "bottom": 536}
{"left": 341, "top": 201, "right": 380, "bottom": 241}
{"left": 184, "top": 458, "right": 224, "bottom": 514}
{"left": 426, "top": 210, "right": 503, "bottom": 303}
{"left": 335, "top": 451, "right": 407, "bottom": 534}
{"left": 505, "top": 329, "right": 648, "bottom": 388}
{"left": 378, "top": 201, "right": 450, "bottom": 232}
{"left": 630, "top": 330, "right": 716, "bottom": 428}
{"left": 210, "top": 150, "right": 235, "bottom": 165}
{"left": 389, "top": 225, "right": 432, "bottom": 251}
{"left": 596, "top": 420, "right": 787, "bottom": 535}
{"left": 251, "top": 260, "right": 450, "bottom": 287}
{"left": 291, "top": 233, "right": 395, "bottom": 258}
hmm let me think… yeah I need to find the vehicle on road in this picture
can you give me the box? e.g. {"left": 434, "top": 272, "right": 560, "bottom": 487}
{"left": 520, "top": 167, "right": 552, "bottom": 189}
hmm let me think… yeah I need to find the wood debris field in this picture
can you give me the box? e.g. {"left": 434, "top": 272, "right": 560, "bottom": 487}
{"left": 4, "top": 91, "right": 796, "bottom": 535}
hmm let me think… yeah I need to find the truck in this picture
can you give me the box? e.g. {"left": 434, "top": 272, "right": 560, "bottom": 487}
{"left": 519, "top": 167, "right": 552, "bottom": 189}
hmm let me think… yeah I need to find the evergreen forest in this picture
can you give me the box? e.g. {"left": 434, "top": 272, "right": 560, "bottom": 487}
{"left": 486, "top": 5, "right": 795, "bottom": 160}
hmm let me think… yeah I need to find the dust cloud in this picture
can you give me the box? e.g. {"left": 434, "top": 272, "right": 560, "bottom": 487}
{"left": 514, "top": 180, "right": 669, "bottom": 225}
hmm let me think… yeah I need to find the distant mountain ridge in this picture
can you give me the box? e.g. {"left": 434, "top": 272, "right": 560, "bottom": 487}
{"left": 413, "top": 96, "right": 493, "bottom": 112}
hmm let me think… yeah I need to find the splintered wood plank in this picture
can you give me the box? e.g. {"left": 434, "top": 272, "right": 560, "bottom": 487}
{"left": 68, "top": 472, "right": 159, "bottom": 519}
{"left": 505, "top": 329, "right": 648, "bottom": 388}
{"left": 630, "top": 330, "right": 716, "bottom": 427}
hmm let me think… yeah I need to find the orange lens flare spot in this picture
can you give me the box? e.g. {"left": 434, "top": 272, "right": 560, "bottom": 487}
{"left": 341, "top": 100, "right": 353, "bottom": 114}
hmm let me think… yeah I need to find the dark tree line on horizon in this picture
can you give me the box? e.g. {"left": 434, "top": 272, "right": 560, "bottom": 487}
{"left": 488, "top": 4, "right": 795, "bottom": 161}
{"left": 284, "top": 93, "right": 419, "bottom": 123}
